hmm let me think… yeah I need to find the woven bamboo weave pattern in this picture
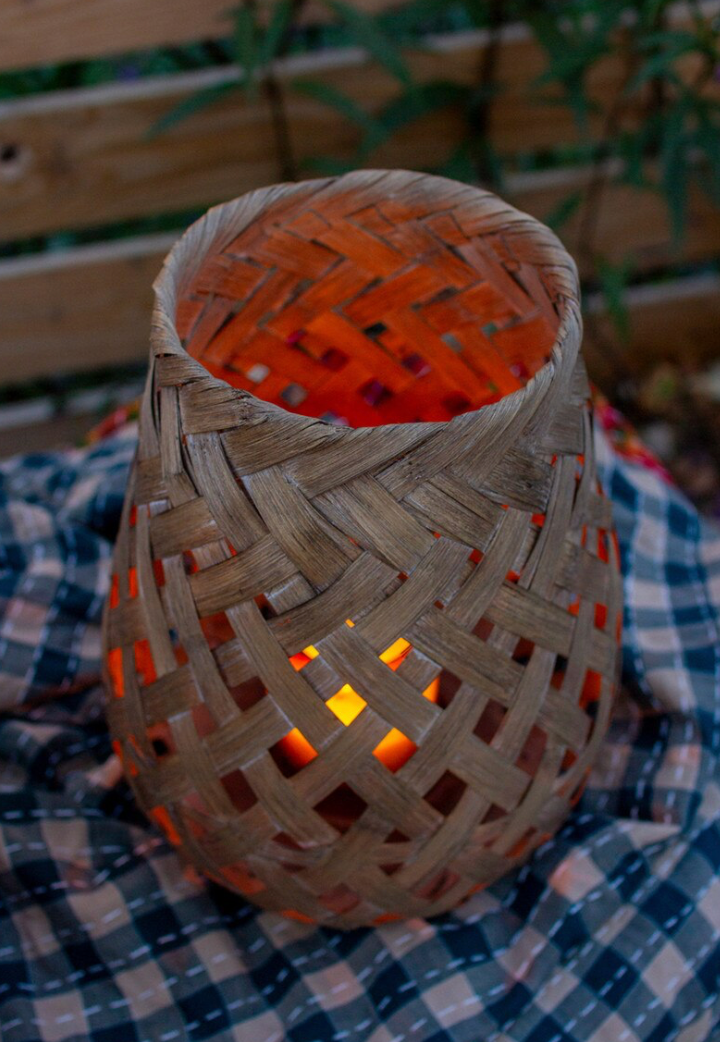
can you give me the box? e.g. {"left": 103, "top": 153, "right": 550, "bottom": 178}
{"left": 103, "top": 170, "right": 622, "bottom": 928}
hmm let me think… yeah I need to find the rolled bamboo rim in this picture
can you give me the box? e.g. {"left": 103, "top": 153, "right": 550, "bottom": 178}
{"left": 104, "top": 170, "right": 621, "bottom": 928}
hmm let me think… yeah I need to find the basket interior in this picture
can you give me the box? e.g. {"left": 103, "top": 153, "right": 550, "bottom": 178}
{"left": 176, "top": 188, "right": 561, "bottom": 426}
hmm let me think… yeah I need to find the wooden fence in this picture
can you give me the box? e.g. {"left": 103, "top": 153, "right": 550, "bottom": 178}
{"left": 0, "top": 0, "right": 718, "bottom": 448}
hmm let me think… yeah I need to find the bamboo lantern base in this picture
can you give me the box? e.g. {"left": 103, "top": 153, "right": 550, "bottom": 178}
{"left": 103, "top": 170, "right": 622, "bottom": 929}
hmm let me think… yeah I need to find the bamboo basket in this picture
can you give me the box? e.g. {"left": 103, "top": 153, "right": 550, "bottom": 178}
{"left": 103, "top": 170, "right": 622, "bottom": 928}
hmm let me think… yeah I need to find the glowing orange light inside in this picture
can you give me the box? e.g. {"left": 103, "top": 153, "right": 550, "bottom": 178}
{"left": 150, "top": 806, "right": 181, "bottom": 846}
{"left": 134, "top": 639, "right": 157, "bottom": 686}
{"left": 107, "top": 647, "right": 124, "bottom": 698}
{"left": 279, "top": 638, "right": 439, "bottom": 772}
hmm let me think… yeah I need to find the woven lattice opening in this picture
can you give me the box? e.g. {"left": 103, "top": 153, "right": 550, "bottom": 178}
{"left": 104, "top": 170, "right": 622, "bottom": 928}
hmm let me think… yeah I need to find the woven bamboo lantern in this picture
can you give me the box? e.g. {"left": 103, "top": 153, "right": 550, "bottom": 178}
{"left": 103, "top": 170, "right": 621, "bottom": 928}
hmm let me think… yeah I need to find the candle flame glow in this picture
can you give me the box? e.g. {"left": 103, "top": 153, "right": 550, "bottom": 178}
{"left": 279, "top": 638, "right": 439, "bottom": 772}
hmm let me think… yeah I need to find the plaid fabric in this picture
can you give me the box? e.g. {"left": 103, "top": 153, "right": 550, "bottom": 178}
{"left": 0, "top": 422, "right": 719, "bottom": 1042}
{"left": 0, "top": 432, "right": 135, "bottom": 705}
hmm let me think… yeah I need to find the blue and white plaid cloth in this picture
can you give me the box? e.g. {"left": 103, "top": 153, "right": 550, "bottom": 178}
{"left": 0, "top": 423, "right": 719, "bottom": 1042}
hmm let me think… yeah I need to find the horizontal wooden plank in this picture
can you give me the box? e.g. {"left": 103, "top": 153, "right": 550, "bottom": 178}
{"left": 0, "top": 269, "right": 716, "bottom": 462}
{"left": 0, "top": 34, "right": 536, "bottom": 241}
{"left": 584, "top": 272, "right": 720, "bottom": 391}
{"left": 1, "top": 7, "right": 716, "bottom": 243}
{"left": 0, "top": 411, "right": 100, "bottom": 460}
{"left": 2, "top": 0, "right": 712, "bottom": 74}
{"left": 509, "top": 163, "right": 720, "bottom": 274}
{"left": 0, "top": 223, "right": 716, "bottom": 388}
{"left": 0, "top": 0, "right": 398, "bottom": 73}
{"left": 0, "top": 122, "right": 716, "bottom": 306}
{"left": 0, "top": 234, "right": 176, "bottom": 380}
{"left": 1, "top": 0, "right": 230, "bottom": 71}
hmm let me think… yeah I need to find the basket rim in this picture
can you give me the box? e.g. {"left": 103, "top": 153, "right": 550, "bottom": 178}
{"left": 150, "top": 169, "right": 582, "bottom": 436}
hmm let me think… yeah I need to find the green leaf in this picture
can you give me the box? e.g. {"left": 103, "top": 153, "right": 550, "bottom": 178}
{"left": 543, "top": 190, "right": 583, "bottom": 232}
{"left": 533, "top": 50, "right": 605, "bottom": 88}
{"left": 525, "top": 18, "right": 606, "bottom": 136}
{"left": 597, "top": 256, "right": 632, "bottom": 345}
{"left": 314, "top": 79, "right": 468, "bottom": 161}
{"left": 469, "top": 135, "right": 504, "bottom": 190}
{"left": 459, "top": 0, "right": 494, "bottom": 28}
{"left": 695, "top": 106, "right": 720, "bottom": 205}
{"left": 235, "top": 2, "right": 259, "bottom": 93}
{"left": 292, "top": 78, "right": 378, "bottom": 134}
{"left": 660, "top": 100, "right": 689, "bottom": 248}
{"left": 617, "top": 130, "right": 649, "bottom": 189}
{"left": 376, "top": 0, "right": 449, "bottom": 35}
{"left": 637, "top": 28, "right": 701, "bottom": 51}
{"left": 371, "top": 80, "right": 469, "bottom": 147}
{"left": 525, "top": 10, "right": 567, "bottom": 60}
{"left": 322, "top": 0, "right": 412, "bottom": 86}
{"left": 625, "top": 52, "right": 688, "bottom": 94}
{"left": 467, "top": 80, "right": 502, "bottom": 109}
{"left": 439, "top": 142, "right": 479, "bottom": 184}
{"left": 148, "top": 79, "right": 239, "bottom": 137}
{"left": 301, "top": 155, "right": 359, "bottom": 175}
{"left": 259, "top": 0, "right": 295, "bottom": 67}
{"left": 640, "top": 0, "right": 671, "bottom": 27}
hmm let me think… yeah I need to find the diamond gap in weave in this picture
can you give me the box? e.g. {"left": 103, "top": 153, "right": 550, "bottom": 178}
{"left": 103, "top": 170, "right": 622, "bottom": 928}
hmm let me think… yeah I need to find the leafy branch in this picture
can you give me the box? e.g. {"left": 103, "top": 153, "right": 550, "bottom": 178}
{"left": 153, "top": 0, "right": 720, "bottom": 405}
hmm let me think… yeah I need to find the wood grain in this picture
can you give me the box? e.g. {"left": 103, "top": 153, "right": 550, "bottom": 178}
{"left": 3, "top": 0, "right": 713, "bottom": 75}
{"left": 584, "top": 272, "right": 720, "bottom": 387}
{"left": 510, "top": 165, "right": 720, "bottom": 275}
{"left": 0, "top": 410, "right": 100, "bottom": 460}
{"left": 0, "top": 235, "right": 176, "bottom": 380}
{"left": 1, "top": 28, "right": 716, "bottom": 242}
{"left": 0, "top": 0, "right": 399, "bottom": 72}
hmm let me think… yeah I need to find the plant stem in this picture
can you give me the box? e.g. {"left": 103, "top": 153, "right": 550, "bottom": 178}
{"left": 468, "top": 0, "right": 504, "bottom": 187}
{"left": 572, "top": 23, "right": 644, "bottom": 401}
{"left": 261, "top": 0, "right": 309, "bottom": 183}
{"left": 264, "top": 72, "right": 299, "bottom": 181}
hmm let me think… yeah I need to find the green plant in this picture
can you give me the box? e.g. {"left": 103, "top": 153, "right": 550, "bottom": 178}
{"left": 154, "top": 0, "right": 719, "bottom": 401}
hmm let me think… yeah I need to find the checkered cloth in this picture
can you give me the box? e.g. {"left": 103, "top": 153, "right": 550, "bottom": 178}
{"left": 1, "top": 422, "right": 719, "bottom": 1042}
